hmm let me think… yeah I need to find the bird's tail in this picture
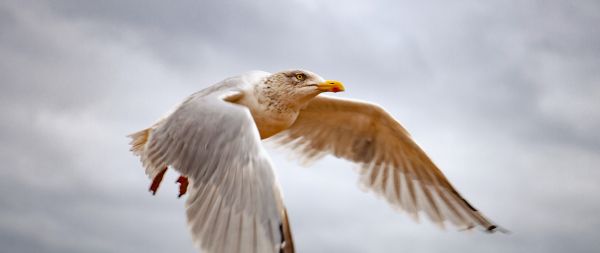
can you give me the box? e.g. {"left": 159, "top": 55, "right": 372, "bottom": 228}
{"left": 128, "top": 128, "right": 151, "bottom": 156}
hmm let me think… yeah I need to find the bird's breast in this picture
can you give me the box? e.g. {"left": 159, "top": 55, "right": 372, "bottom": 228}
{"left": 250, "top": 109, "right": 298, "bottom": 139}
{"left": 233, "top": 94, "right": 299, "bottom": 139}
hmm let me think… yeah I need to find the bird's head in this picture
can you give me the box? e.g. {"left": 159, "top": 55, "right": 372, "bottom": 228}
{"left": 256, "top": 69, "right": 344, "bottom": 111}
{"left": 263, "top": 69, "right": 344, "bottom": 97}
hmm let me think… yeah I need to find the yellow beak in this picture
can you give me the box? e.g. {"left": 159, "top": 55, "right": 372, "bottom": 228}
{"left": 317, "top": 80, "right": 345, "bottom": 93}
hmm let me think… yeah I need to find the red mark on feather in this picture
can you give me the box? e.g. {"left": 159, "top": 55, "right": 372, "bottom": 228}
{"left": 149, "top": 167, "right": 167, "bottom": 195}
{"left": 176, "top": 176, "right": 189, "bottom": 198}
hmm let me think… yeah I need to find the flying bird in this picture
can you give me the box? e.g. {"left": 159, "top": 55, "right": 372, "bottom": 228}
{"left": 128, "top": 70, "right": 499, "bottom": 253}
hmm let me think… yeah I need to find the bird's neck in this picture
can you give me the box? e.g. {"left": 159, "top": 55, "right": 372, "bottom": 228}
{"left": 237, "top": 82, "right": 317, "bottom": 139}
{"left": 254, "top": 82, "right": 316, "bottom": 114}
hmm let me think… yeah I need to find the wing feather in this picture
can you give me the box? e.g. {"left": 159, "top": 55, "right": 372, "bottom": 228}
{"left": 130, "top": 79, "right": 294, "bottom": 252}
{"left": 271, "top": 95, "right": 498, "bottom": 232}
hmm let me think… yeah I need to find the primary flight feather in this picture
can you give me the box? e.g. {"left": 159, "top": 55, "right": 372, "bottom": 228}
{"left": 128, "top": 69, "right": 499, "bottom": 253}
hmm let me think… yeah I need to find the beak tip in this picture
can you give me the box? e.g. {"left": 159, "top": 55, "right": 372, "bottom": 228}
{"left": 318, "top": 80, "right": 345, "bottom": 93}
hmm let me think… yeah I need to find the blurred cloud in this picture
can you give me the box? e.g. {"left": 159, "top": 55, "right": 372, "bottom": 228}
{"left": 1, "top": 0, "right": 599, "bottom": 252}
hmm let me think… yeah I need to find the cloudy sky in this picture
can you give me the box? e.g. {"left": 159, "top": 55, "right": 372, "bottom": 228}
{"left": 1, "top": 0, "right": 599, "bottom": 252}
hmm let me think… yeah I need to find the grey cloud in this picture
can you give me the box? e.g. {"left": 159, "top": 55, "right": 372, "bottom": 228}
{"left": 1, "top": 0, "right": 599, "bottom": 253}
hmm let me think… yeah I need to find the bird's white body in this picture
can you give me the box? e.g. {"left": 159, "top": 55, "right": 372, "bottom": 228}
{"left": 128, "top": 70, "right": 499, "bottom": 253}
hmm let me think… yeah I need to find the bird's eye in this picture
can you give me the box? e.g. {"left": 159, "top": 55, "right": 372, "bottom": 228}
{"left": 295, "top": 73, "right": 305, "bottom": 81}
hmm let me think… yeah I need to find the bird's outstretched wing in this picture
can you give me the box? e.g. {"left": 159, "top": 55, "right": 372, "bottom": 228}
{"left": 132, "top": 86, "right": 294, "bottom": 253}
{"left": 270, "top": 96, "right": 498, "bottom": 232}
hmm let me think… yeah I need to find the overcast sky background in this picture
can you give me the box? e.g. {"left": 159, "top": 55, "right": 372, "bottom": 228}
{"left": 1, "top": 0, "right": 599, "bottom": 252}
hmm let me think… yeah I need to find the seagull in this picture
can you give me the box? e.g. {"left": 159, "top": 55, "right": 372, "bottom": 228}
{"left": 128, "top": 70, "right": 500, "bottom": 253}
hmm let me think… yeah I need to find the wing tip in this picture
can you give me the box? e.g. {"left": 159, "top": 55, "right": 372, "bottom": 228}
{"left": 279, "top": 207, "right": 295, "bottom": 253}
{"left": 485, "top": 224, "right": 511, "bottom": 234}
